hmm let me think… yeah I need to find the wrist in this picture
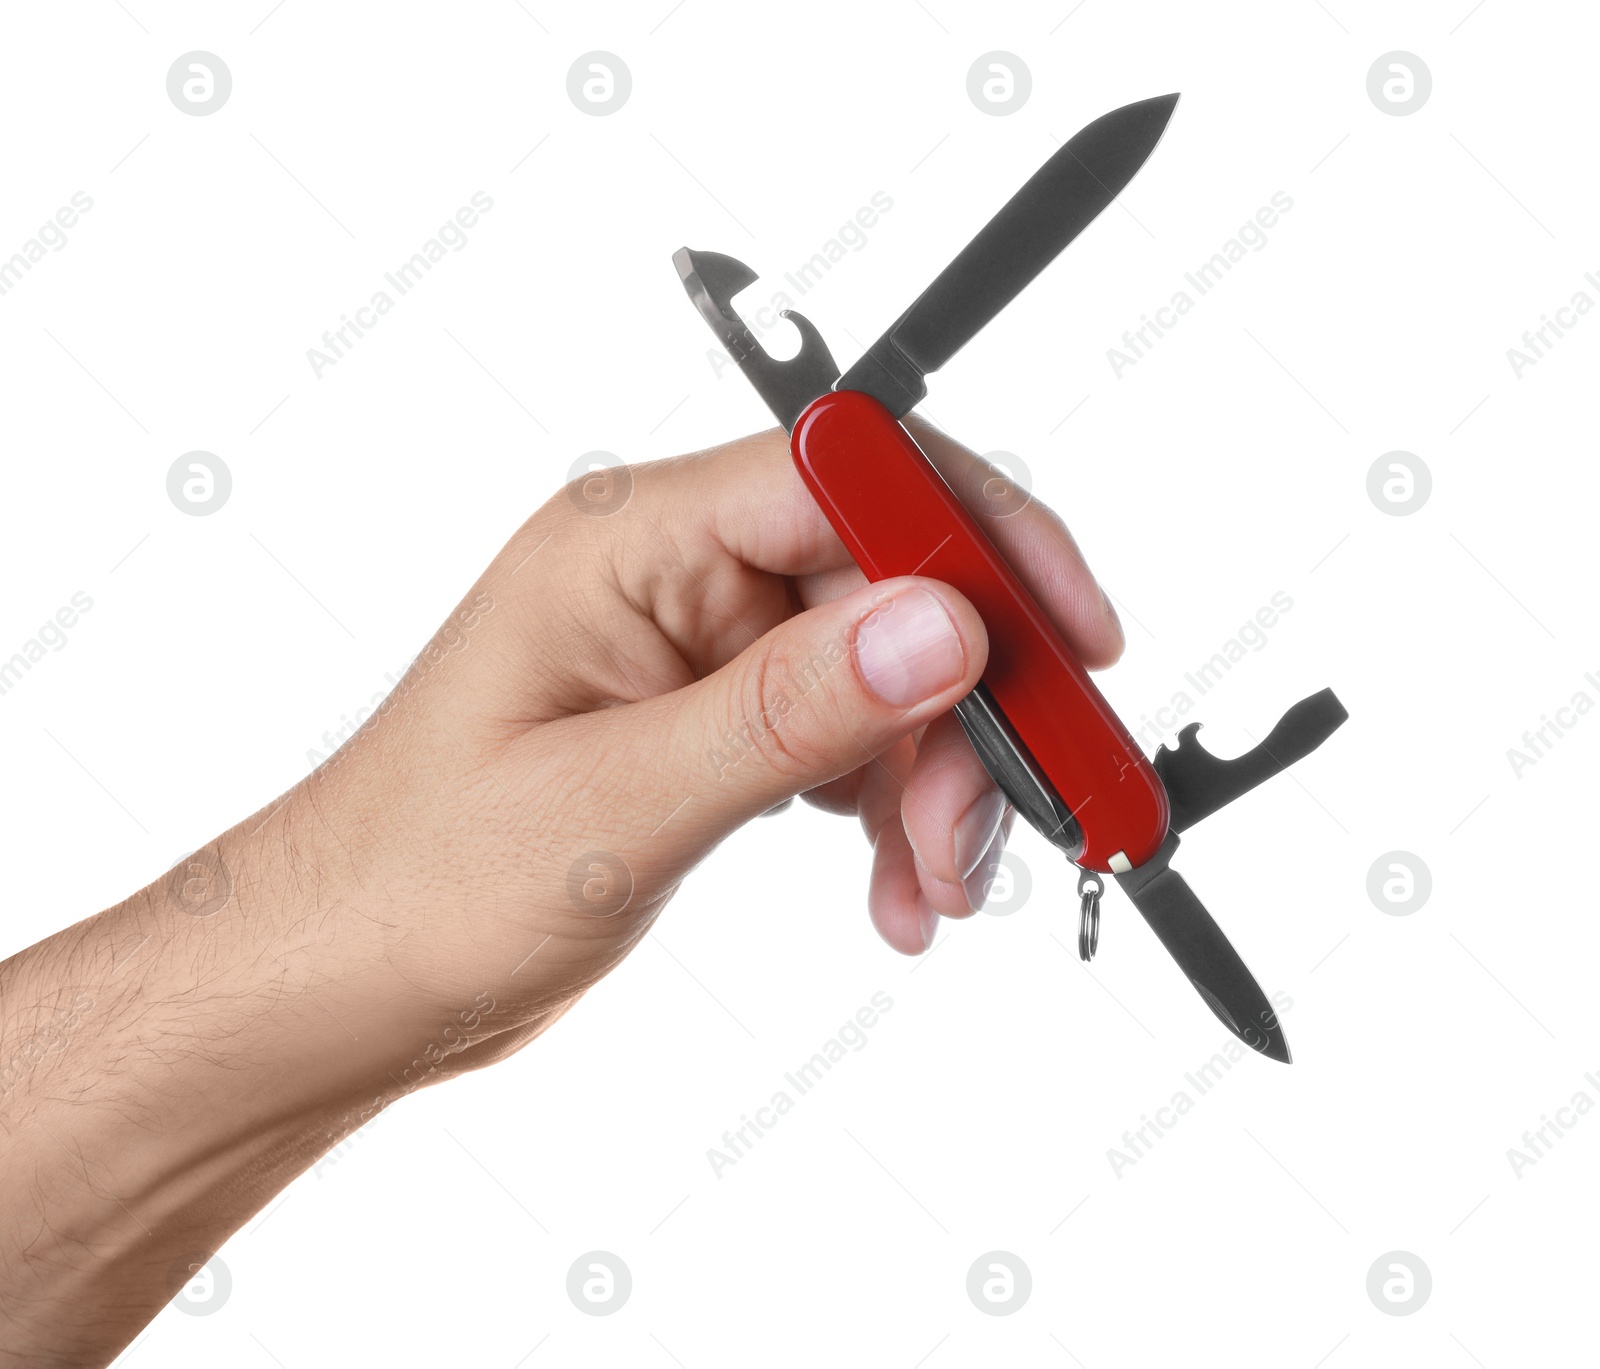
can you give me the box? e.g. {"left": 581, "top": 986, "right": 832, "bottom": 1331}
{"left": 0, "top": 790, "right": 437, "bottom": 1366}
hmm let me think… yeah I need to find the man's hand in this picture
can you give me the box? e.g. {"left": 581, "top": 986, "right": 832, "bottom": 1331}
{"left": 0, "top": 420, "right": 1120, "bottom": 1365}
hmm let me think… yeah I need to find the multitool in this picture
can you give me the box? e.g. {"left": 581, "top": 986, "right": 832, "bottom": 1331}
{"left": 675, "top": 95, "right": 1346, "bottom": 1062}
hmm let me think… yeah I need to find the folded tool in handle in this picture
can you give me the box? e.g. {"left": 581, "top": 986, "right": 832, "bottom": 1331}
{"left": 791, "top": 388, "right": 1171, "bottom": 874}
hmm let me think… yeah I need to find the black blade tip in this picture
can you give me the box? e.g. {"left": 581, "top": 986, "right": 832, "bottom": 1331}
{"left": 1193, "top": 976, "right": 1293, "bottom": 1064}
{"left": 1236, "top": 1014, "right": 1293, "bottom": 1065}
{"left": 1131, "top": 91, "right": 1181, "bottom": 133}
{"left": 1066, "top": 93, "right": 1183, "bottom": 185}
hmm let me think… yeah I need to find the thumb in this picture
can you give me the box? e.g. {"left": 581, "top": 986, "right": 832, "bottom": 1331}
{"left": 650, "top": 577, "right": 989, "bottom": 836}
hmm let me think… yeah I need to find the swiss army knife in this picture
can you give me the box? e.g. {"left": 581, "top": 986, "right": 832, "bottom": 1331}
{"left": 674, "top": 94, "right": 1347, "bottom": 1063}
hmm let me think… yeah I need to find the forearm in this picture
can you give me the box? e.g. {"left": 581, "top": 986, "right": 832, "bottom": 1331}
{"left": 0, "top": 803, "right": 416, "bottom": 1367}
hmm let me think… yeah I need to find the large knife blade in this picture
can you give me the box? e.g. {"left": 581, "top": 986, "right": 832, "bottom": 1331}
{"left": 837, "top": 92, "right": 1180, "bottom": 415}
{"left": 1115, "top": 832, "right": 1291, "bottom": 1063}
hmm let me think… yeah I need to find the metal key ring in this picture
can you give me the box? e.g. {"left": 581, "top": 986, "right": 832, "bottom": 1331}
{"left": 1077, "top": 869, "right": 1103, "bottom": 962}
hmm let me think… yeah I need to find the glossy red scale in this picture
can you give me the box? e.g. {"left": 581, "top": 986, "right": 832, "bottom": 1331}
{"left": 790, "top": 388, "right": 1169, "bottom": 872}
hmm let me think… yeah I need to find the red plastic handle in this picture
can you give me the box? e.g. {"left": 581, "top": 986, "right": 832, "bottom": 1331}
{"left": 791, "top": 389, "right": 1169, "bottom": 872}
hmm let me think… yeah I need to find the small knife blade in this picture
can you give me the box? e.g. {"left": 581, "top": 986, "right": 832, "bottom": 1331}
{"left": 837, "top": 92, "right": 1180, "bottom": 415}
{"left": 1115, "top": 832, "right": 1291, "bottom": 1063}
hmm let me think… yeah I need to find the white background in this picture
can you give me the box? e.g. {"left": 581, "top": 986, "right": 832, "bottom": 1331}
{"left": 2, "top": 0, "right": 1596, "bottom": 1363}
